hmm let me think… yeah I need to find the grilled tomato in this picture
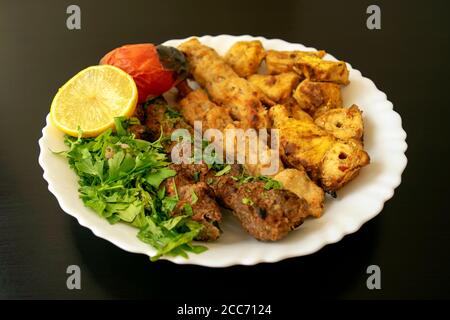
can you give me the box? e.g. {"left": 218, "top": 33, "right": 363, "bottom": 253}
{"left": 100, "top": 43, "right": 188, "bottom": 103}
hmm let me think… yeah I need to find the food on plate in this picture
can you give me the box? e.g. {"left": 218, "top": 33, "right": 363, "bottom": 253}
{"left": 248, "top": 72, "right": 301, "bottom": 102}
{"left": 178, "top": 88, "right": 236, "bottom": 131}
{"left": 50, "top": 37, "right": 371, "bottom": 260}
{"left": 177, "top": 85, "right": 273, "bottom": 174}
{"left": 314, "top": 105, "right": 364, "bottom": 143}
{"left": 100, "top": 44, "right": 188, "bottom": 103}
{"left": 265, "top": 49, "right": 326, "bottom": 75}
{"left": 176, "top": 83, "right": 280, "bottom": 175}
{"left": 270, "top": 104, "right": 370, "bottom": 192}
{"left": 224, "top": 40, "right": 266, "bottom": 77}
{"left": 206, "top": 165, "right": 310, "bottom": 241}
{"left": 176, "top": 83, "right": 324, "bottom": 216}
{"left": 178, "top": 38, "right": 270, "bottom": 129}
{"left": 292, "top": 79, "right": 343, "bottom": 117}
{"left": 50, "top": 65, "right": 138, "bottom": 137}
{"left": 280, "top": 97, "right": 315, "bottom": 121}
{"left": 293, "top": 54, "right": 350, "bottom": 85}
{"left": 274, "top": 168, "right": 325, "bottom": 218}
{"left": 141, "top": 97, "right": 315, "bottom": 241}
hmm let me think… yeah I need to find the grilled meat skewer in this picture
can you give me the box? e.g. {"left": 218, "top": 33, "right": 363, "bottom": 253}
{"left": 206, "top": 165, "right": 310, "bottom": 241}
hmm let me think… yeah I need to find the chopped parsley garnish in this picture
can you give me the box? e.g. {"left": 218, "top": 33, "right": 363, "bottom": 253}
{"left": 191, "top": 191, "right": 198, "bottom": 204}
{"left": 242, "top": 197, "right": 254, "bottom": 206}
{"left": 193, "top": 172, "right": 200, "bottom": 182}
{"left": 165, "top": 107, "right": 182, "bottom": 119}
{"left": 231, "top": 171, "right": 283, "bottom": 190}
{"left": 60, "top": 117, "right": 206, "bottom": 261}
{"left": 214, "top": 164, "right": 232, "bottom": 176}
{"left": 259, "top": 176, "right": 283, "bottom": 190}
{"left": 183, "top": 203, "right": 194, "bottom": 216}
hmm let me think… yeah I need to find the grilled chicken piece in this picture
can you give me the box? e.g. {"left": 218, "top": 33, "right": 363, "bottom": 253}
{"left": 274, "top": 168, "right": 324, "bottom": 218}
{"left": 293, "top": 79, "right": 343, "bottom": 117}
{"left": 265, "top": 49, "right": 326, "bottom": 75}
{"left": 293, "top": 54, "right": 350, "bottom": 85}
{"left": 314, "top": 105, "right": 364, "bottom": 144}
{"left": 178, "top": 89, "right": 236, "bottom": 131}
{"left": 248, "top": 72, "right": 300, "bottom": 102}
{"left": 206, "top": 165, "right": 311, "bottom": 241}
{"left": 213, "top": 121, "right": 284, "bottom": 177}
{"left": 270, "top": 105, "right": 370, "bottom": 193}
{"left": 164, "top": 163, "right": 222, "bottom": 241}
{"left": 278, "top": 96, "right": 313, "bottom": 121}
{"left": 224, "top": 40, "right": 266, "bottom": 77}
{"left": 178, "top": 38, "right": 270, "bottom": 129}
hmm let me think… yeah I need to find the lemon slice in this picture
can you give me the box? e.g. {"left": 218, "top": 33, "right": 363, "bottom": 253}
{"left": 50, "top": 65, "right": 138, "bottom": 137}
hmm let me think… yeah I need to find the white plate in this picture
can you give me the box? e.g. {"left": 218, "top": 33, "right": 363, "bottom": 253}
{"left": 38, "top": 35, "right": 407, "bottom": 267}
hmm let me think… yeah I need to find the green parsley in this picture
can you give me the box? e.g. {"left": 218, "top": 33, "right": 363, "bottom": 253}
{"left": 60, "top": 117, "right": 206, "bottom": 261}
{"left": 242, "top": 197, "right": 254, "bottom": 206}
{"left": 259, "top": 176, "right": 283, "bottom": 190}
{"left": 191, "top": 191, "right": 198, "bottom": 204}
{"left": 193, "top": 172, "right": 200, "bottom": 182}
{"left": 183, "top": 203, "right": 194, "bottom": 216}
{"left": 231, "top": 171, "right": 283, "bottom": 190}
{"left": 214, "top": 164, "right": 231, "bottom": 176}
{"left": 165, "top": 107, "right": 182, "bottom": 119}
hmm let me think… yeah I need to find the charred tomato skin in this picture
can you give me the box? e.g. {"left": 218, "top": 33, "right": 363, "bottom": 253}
{"left": 100, "top": 43, "right": 188, "bottom": 103}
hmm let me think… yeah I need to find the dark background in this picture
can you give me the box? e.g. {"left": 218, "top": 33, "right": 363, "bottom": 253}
{"left": 0, "top": 0, "right": 449, "bottom": 300}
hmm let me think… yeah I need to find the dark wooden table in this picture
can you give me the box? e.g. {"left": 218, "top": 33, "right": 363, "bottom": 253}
{"left": 1, "top": 0, "right": 449, "bottom": 300}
